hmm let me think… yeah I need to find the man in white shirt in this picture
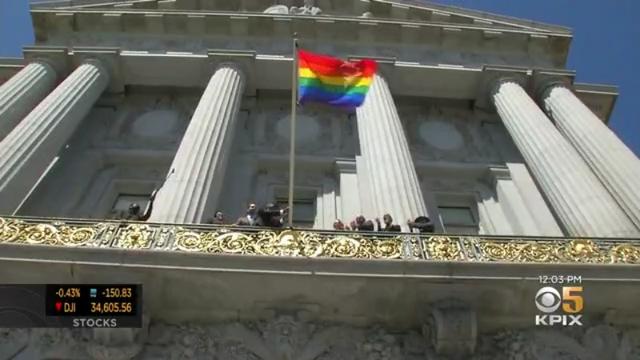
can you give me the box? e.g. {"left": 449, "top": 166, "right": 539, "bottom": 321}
{"left": 235, "top": 203, "right": 258, "bottom": 226}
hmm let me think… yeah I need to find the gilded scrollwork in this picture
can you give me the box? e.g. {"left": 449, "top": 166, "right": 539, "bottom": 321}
{"left": 114, "top": 224, "right": 153, "bottom": 249}
{"left": 423, "top": 236, "right": 463, "bottom": 261}
{"left": 473, "top": 238, "right": 623, "bottom": 264}
{"left": 0, "top": 217, "right": 101, "bottom": 247}
{"left": 556, "top": 239, "right": 605, "bottom": 263}
{"left": 1, "top": 217, "right": 640, "bottom": 264}
{"left": 174, "top": 229, "right": 403, "bottom": 259}
{"left": 609, "top": 243, "right": 640, "bottom": 264}
{"left": 0, "top": 217, "right": 21, "bottom": 242}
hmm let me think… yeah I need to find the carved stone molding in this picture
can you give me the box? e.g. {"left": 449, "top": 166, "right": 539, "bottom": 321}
{"left": 85, "top": 326, "right": 149, "bottom": 360}
{"left": 405, "top": 106, "right": 501, "bottom": 163}
{"left": 426, "top": 302, "right": 477, "bottom": 358}
{"left": 251, "top": 108, "right": 341, "bottom": 156}
{"left": 473, "top": 324, "right": 640, "bottom": 359}
{"left": 3, "top": 317, "right": 639, "bottom": 359}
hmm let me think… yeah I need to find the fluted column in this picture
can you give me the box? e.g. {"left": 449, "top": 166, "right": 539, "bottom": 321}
{"left": 149, "top": 64, "right": 245, "bottom": 224}
{"left": 542, "top": 84, "right": 640, "bottom": 229}
{"left": 493, "top": 80, "right": 638, "bottom": 237}
{"left": 0, "top": 60, "right": 109, "bottom": 213}
{"left": 0, "top": 61, "right": 58, "bottom": 141}
{"left": 356, "top": 74, "right": 429, "bottom": 231}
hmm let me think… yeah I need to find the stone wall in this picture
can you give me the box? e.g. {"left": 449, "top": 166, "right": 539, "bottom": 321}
{"left": 16, "top": 89, "right": 198, "bottom": 218}
{"left": 14, "top": 89, "right": 562, "bottom": 235}
{"left": 3, "top": 317, "right": 638, "bottom": 359}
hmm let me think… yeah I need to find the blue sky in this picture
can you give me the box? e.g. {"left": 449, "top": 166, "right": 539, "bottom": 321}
{"left": 0, "top": 0, "right": 638, "bottom": 155}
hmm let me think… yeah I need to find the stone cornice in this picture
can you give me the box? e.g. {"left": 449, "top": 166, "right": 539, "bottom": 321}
{"left": 393, "top": 0, "right": 571, "bottom": 34}
{"left": 31, "top": 8, "right": 571, "bottom": 67}
{"left": 32, "top": 0, "right": 572, "bottom": 35}
{"left": 573, "top": 83, "right": 619, "bottom": 124}
{"left": 31, "top": 8, "right": 573, "bottom": 37}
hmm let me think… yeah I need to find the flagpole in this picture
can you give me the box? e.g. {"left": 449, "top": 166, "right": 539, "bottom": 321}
{"left": 287, "top": 33, "right": 298, "bottom": 227}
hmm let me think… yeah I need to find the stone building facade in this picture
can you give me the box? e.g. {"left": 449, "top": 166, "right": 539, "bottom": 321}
{"left": 0, "top": 0, "right": 640, "bottom": 359}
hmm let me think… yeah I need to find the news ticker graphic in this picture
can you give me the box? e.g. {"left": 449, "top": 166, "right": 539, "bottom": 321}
{"left": 0, "top": 284, "right": 142, "bottom": 328}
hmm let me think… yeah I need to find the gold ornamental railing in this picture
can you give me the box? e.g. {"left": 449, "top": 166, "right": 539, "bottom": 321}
{"left": 1, "top": 216, "right": 639, "bottom": 264}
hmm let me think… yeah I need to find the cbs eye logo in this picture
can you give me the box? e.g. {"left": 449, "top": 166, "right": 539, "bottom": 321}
{"left": 534, "top": 286, "right": 584, "bottom": 326}
{"left": 535, "top": 286, "right": 583, "bottom": 313}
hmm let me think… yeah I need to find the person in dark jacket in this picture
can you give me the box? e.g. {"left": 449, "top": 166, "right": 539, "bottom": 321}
{"left": 407, "top": 216, "right": 435, "bottom": 233}
{"left": 258, "top": 203, "right": 287, "bottom": 228}
{"left": 376, "top": 214, "right": 401, "bottom": 232}
{"left": 125, "top": 189, "right": 158, "bottom": 221}
{"left": 351, "top": 215, "right": 375, "bottom": 231}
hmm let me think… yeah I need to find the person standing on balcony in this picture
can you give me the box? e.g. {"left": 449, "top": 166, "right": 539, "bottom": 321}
{"left": 206, "top": 211, "right": 225, "bottom": 225}
{"left": 258, "top": 203, "right": 288, "bottom": 228}
{"left": 236, "top": 203, "right": 258, "bottom": 226}
{"left": 126, "top": 189, "right": 158, "bottom": 221}
{"left": 351, "top": 215, "right": 375, "bottom": 231}
{"left": 376, "top": 214, "right": 401, "bottom": 232}
{"left": 407, "top": 216, "right": 435, "bottom": 233}
{"left": 333, "top": 219, "right": 350, "bottom": 230}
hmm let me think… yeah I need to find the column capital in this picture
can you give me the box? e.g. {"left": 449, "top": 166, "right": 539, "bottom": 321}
{"left": 214, "top": 61, "right": 246, "bottom": 77}
{"left": 476, "top": 65, "right": 530, "bottom": 110}
{"left": 22, "top": 46, "right": 67, "bottom": 77}
{"left": 72, "top": 47, "right": 121, "bottom": 92}
{"left": 348, "top": 55, "right": 396, "bottom": 80}
{"left": 532, "top": 68, "right": 575, "bottom": 103}
{"left": 207, "top": 49, "right": 255, "bottom": 94}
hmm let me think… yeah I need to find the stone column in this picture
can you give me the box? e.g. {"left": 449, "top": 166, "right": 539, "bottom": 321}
{"left": 149, "top": 64, "right": 245, "bottom": 224}
{"left": 0, "top": 61, "right": 58, "bottom": 141}
{"left": 335, "top": 159, "right": 361, "bottom": 223}
{"left": 542, "top": 84, "right": 640, "bottom": 229}
{"left": 492, "top": 80, "right": 638, "bottom": 237}
{"left": 0, "top": 60, "right": 109, "bottom": 214}
{"left": 356, "top": 74, "right": 429, "bottom": 231}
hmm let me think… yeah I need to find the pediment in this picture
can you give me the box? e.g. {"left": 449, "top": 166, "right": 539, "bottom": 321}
{"left": 31, "top": 0, "right": 570, "bottom": 35}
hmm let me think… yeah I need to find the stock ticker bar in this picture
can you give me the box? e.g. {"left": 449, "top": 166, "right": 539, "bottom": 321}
{"left": 0, "top": 284, "right": 143, "bottom": 328}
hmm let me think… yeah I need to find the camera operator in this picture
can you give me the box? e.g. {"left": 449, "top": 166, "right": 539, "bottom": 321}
{"left": 258, "top": 203, "right": 288, "bottom": 228}
{"left": 407, "top": 216, "right": 435, "bottom": 233}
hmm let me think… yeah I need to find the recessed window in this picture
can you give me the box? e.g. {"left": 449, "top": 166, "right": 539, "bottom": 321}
{"left": 437, "top": 205, "right": 479, "bottom": 235}
{"left": 109, "top": 194, "right": 150, "bottom": 219}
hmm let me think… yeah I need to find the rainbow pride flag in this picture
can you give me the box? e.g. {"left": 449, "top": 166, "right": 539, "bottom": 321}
{"left": 297, "top": 50, "right": 377, "bottom": 108}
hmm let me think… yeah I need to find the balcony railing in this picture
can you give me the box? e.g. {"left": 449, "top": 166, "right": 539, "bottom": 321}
{"left": 1, "top": 216, "right": 639, "bottom": 264}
